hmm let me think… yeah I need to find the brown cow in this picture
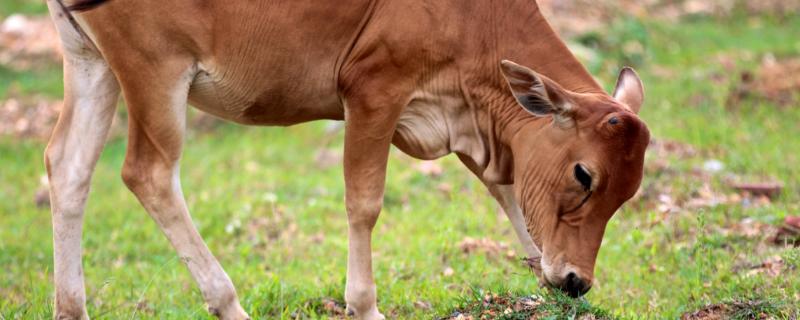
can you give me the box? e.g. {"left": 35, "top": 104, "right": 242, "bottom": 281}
{"left": 44, "top": 0, "right": 649, "bottom": 319}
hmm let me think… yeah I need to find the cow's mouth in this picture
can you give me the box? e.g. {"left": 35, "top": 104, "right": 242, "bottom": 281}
{"left": 534, "top": 261, "right": 592, "bottom": 298}
{"left": 559, "top": 272, "right": 592, "bottom": 297}
{"left": 523, "top": 256, "right": 543, "bottom": 279}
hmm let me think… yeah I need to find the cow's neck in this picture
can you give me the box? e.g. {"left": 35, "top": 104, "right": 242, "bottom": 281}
{"left": 493, "top": 1, "right": 603, "bottom": 94}
{"left": 458, "top": 1, "right": 603, "bottom": 184}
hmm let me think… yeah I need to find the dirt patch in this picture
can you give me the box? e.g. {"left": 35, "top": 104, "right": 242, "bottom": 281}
{"left": 682, "top": 300, "right": 779, "bottom": 320}
{"left": 0, "top": 95, "right": 227, "bottom": 141}
{"left": 682, "top": 303, "right": 729, "bottom": 320}
{"left": 458, "top": 237, "right": 516, "bottom": 260}
{"left": 729, "top": 182, "right": 783, "bottom": 200}
{"left": 317, "top": 297, "right": 347, "bottom": 318}
{"left": 745, "top": 256, "right": 787, "bottom": 277}
{"left": 314, "top": 147, "right": 343, "bottom": 169}
{"left": 647, "top": 139, "right": 699, "bottom": 160}
{"left": 632, "top": 138, "right": 794, "bottom": 257}
{"left": 415, "top": 160, "right": 444, "bottom": 177}
{"left": 0, "top": 14, "right": 62, "bottom": 70}
{"left": 728, "top": 56, "right": 800, "bottom": 108}
{"left": 442, "top": 291, "right": 611, "bottom": 320}
{"left": 636, "top": 139, "right": 784, "bottom": 215}
{"left": 443, "top": 295, "right": 544, "bottom": 320}
{"left": 0, "top": 14, "right": 226, "bottom": 141}
{"left": 772, "top": 216, "right": 800, "bottom": 247}
{"left": 0, "top": 97, "right": 61, "bottom": 139}
{"left": 538, "top": 0, "right": 800, "bottom": 37}
{"left": 289, "top": 297, "right": 348, "bottom": 320}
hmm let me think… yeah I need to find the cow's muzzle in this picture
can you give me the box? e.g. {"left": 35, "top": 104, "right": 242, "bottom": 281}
{"left": 560, "top": 272, "right": 592, "bottom": 297}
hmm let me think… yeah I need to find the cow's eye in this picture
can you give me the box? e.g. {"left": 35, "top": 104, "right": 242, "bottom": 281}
{"left": 574, "top": 164, "right": 592, "bottom": 191}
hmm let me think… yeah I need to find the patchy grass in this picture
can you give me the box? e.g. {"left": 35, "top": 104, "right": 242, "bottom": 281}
{"left": 1, "top": 7, "right": 799, "bottom": 320}
{"left": 682, "top": 298, "right": 787, "bottom": 320}
{"left": 442, "top": 289, "right": 612, "bottom": 320}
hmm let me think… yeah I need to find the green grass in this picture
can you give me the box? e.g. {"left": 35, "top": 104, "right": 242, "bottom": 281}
{"left": 0, "top": 0, "right": 46, "bottom": 18}
{"left": 0, "top": 65, "right": 64, "bottom": 99}
{"left": 1, "top": 10, "right": 799, "bottom": 320}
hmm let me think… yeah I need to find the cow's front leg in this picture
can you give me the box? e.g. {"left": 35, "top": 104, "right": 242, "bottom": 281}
{"left": 341, "top": 93, "right": 403, "bottom": 320}
{"left": 486, "top": 184, "right": 543, "bottom": 278}
{"left": 456, "top": 155, "right": 543, "bottom": 278}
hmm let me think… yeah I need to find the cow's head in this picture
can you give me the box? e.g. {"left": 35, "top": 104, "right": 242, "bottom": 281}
{"left": 499, "top": 60, "right": 650, "bottom": 297}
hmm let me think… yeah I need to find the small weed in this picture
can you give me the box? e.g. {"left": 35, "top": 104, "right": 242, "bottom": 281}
{"left": 783, "top": 247, "right": 800, "bottom": 269}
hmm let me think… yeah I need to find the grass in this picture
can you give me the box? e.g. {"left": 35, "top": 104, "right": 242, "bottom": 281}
{"left": 1, "top": 6, "right": 799, "bottom": 320}
{"left": 0, "top": 0, "right": 45, "bottom": 18}
{"left": 0, "top": 64, "right": 63, "bottom": 100}
{"left": 447, "top": 289, "right": 613, "bottom": 320}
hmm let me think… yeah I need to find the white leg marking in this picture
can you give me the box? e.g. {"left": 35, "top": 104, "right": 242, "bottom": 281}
{"left": 344, "top": 199, "right": 385, "bottom": 320}
{"left": 46, "top": 55, "right": 120, "bottom": 320}
{"left": 489, "top": 184, "right": 544, "bottom": 279}
{"left": 490, "top": 185, "right": 540, "bottom": 258}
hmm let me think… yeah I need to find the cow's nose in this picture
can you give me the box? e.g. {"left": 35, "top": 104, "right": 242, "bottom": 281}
{"left": 562, "top": 272, "right": 591, "bottom": 297}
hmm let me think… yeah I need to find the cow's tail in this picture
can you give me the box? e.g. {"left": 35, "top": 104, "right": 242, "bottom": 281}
{"left": 65, "top": 0, "right": 111, "bottom": 12}
{"left": 47, "top": 0, "right": 106, "bottom": 57}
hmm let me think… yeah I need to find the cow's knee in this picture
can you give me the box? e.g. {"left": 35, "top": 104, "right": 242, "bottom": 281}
{"left": 120, "top": 162, "right": 144, "bottom": 194}
{"left": 346, "top": 197, "right": 383, "bottom": 230}
{"left": 45, "top": 147, "right": 91, "bottom": 218}
{"left": 120, "top": 158, "right": 173, "bottom": 197}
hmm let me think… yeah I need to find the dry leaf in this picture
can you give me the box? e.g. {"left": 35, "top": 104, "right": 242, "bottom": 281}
{"left": 413, "top": 300, "right": 432, "bottom": 310}
{"left": 772, "top": 216, "right": 800, "bottom": 246}
{"left": 747, "top": 255, "right": 784, "bottom": 277}
{"left": 320, "top": 297, "right": 346, "bottom": 316}
{"left": 442, "top": 267, "right": 455, "bottom": 277}
{"left": 314, "top": 148, "right": 342, "bottom": 169}
{"left": 0, "top": 14, "right": 62, "bottom": 70}
{"left": 458, "top": 237, "right": 513, "bottom": 259}
{"left": 730, "top": 181, "right": 783, "bottom": 200}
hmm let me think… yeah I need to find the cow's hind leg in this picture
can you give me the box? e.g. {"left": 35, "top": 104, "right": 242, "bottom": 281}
{"left": 45, "top": 53, "right": 120, "bottom": 320}
{"left": 115, "top": 62, "right": 248, "bottom": 319}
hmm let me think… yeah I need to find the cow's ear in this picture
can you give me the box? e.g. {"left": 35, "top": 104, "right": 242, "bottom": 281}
{"left": 500, "top": 60, "right": 572, "bottom": 124}
{"left": 613, "top": 67, "right": 644, "bottom": 114}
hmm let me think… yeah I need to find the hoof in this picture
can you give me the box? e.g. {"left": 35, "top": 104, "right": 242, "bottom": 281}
{"left": 54, "top": 308, "right": 89, "bottom": 320}
{"left": 208, "top": 303, "right": 250, "bottom": 320}
{"left": 345, "top": 305, "right": 385, "bottom": 320}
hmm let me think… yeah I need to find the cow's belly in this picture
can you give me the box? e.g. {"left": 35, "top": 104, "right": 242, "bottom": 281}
{"left": 187, "top": 68, "right": 344, "bottom": 126}
{"left": 180, "top": 0, "right": 371, "bottom": 126}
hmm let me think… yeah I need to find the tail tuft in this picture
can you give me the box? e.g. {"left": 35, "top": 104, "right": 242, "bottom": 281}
{"left": 66, "top": 0, "right": 111, "bottom": 12}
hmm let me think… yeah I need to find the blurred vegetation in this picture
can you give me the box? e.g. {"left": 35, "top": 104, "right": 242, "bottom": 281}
{"left": 575, "top": 16, "right": 650, "bottom": 72}
{"left": 0, "top": 0, "right": 45, "bottom": 18}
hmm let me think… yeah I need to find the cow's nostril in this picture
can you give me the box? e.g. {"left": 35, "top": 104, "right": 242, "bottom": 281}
{"left": 566, "top": 272, "right": 577, "bottom": 281}
{"left": 563, "top": 272, "right": 591, "bottom": 298}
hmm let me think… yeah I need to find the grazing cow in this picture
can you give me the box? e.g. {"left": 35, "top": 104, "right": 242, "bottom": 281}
{"left": 44, "top": 0, "right": 650, "bottom": 319}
